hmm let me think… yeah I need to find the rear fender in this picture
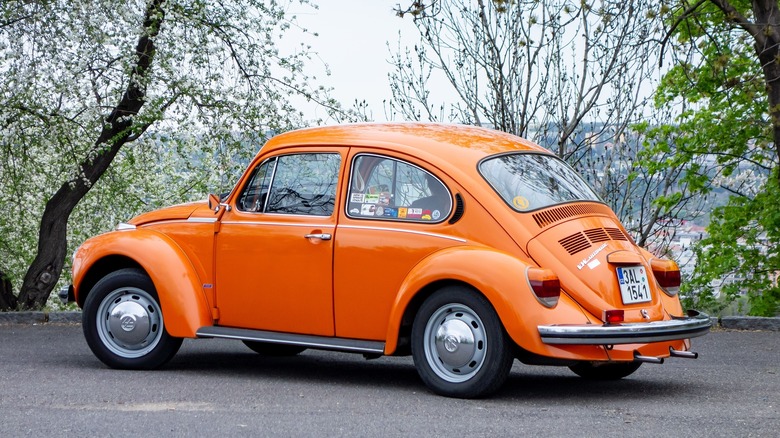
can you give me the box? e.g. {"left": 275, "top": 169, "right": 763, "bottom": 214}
{"left": 73, "top": 229, "right": 212, "bottom": 338}
{"left": 383, "top": 247, "right": 594, "bottom": 356}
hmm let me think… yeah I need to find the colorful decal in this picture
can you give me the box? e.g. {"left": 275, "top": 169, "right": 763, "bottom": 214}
{"left": 383, "top": 208, "right": 398, "bottom": 218}
{"left": 361, "top": 204, "right": 376, "bottom": 216}
{"left": 398, "top": 207, "right": 408, "bottom": 219}
{"left": 432, "top": 210, "right": 441, "bottom": 220}
{"left": 375, "top": 206, "right": 384, "bottom": 216}
{"left": 422, "top": 209, "right": 432, "bottom": 220}
{"left": 512, "top": 196, "right": 529, "bottom": 210}
{"left": 378, "top": 192, "right": 392, "bottom": 205}
{"left": 364, "top": 194, "right": 380, "bottom": 204}
{"left": 349, "top": 208, "right": 360, "bottom": 215}
{"left": 350, "top": 193, "right": 365, "bottom": 203}
{"left": 407, "top": 208, "right": 423, "bottom": 219}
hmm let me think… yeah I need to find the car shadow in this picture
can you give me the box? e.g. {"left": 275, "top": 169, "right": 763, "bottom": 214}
{"left": 157, "top": 340, "right": 713, "bottom": 400}
{"left": 166, "top": 342, "right": 423, "bottom": 391}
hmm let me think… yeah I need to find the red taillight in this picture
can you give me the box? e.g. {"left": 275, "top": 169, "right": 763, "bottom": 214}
{"left": 526, "top": 267, "right": 560, "bottom": 308}
{"left": 651, "top": 259, "right": 681, "bottom": 296}
{"left": 603, "top": 309, "right": 625, "bottom": 324}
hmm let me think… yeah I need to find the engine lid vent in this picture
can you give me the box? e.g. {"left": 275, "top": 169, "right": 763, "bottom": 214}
{"left": 559, "top": 227, "right": 631, "bottom": 255}
{"left": 532, "top": 203, "right": 611, "bottom": 228}
{"left": 559, "top": 232, "right": 591, "bottom": 255}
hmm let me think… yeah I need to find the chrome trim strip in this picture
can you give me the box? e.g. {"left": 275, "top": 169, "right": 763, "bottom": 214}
{"left": 187, "top": 217, "right": 218, "bottom": 223}
{"left": 537, "top": 313, "right": 711, "bottom": 345}
{"left": 220, "top": 221, "right": 333, "bottom": 228}
{"left": 338, "top": 224, "right": 467, "bottom": 243}
{"left": 196, "top": 326, "right": 385, "bottom": 354}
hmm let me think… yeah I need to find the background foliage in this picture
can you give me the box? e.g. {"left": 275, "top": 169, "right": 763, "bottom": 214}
{"left": 647, "top": 0, "right": 780, "bottom": 316}
{"left": 0, "top": 0, "right": 348, "bottom": 309}
{"left": 1, "top": 0, "right": 778, "bottom": 315}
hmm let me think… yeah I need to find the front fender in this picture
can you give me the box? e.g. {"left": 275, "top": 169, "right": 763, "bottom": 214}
{"left": 73, "top": 228, "right": 212, "bottom": 338}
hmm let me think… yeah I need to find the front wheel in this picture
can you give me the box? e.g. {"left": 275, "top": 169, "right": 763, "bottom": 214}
{"left": 82, "top": 268, "right": 182, "bottom": 369}
{"left": 411, "top": 286, "right": 514, "bottom": 398}
{"left": 569, "top": 361, "right": 642, "bottom": 380}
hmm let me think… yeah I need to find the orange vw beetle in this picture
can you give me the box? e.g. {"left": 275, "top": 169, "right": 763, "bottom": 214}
{"left": 67, "top": 123, "right": 710, "bottom": 398}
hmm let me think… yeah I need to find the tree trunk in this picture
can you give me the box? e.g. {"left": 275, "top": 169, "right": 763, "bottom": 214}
{"left": 14, "top": 0, "right": 167, "bottom": 310}
{"left": 0, "top": 270, "right": 17, "bottom": 311}
{"left": 750, "top": 0, "right": 780, "bottom": 183}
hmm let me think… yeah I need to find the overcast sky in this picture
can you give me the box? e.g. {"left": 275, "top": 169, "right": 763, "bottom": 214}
{"left": 286, "top": 1, "right": 427, "bottom": 122}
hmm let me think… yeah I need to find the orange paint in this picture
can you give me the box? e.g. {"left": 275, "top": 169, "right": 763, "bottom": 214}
{"left": 71, "top": 123, "right": 705, "bottom": 365}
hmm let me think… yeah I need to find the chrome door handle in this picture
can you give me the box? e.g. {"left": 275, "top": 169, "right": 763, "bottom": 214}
{"left": 304, "top": 233, "right": 332, "bottom": 240}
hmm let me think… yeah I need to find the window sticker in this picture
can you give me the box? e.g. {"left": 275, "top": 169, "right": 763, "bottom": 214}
{"left": 364, "top": 194, "right": 380, "bottom": 204}
{"left": 361, "top": 204, "right": 376, "bottom": 215}
{"left": 351, "top": 193, "right": 365, "bottom": 203}
{"left": 512, "top": 196, "right": 529, "bottom": 210}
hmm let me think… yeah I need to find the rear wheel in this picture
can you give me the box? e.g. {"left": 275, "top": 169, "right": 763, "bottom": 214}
{"left": 411, "top": 286, "right": 513, "bottom": 398}
{"left": 82, "top": 268, "right": 182, "bottom": 369}
{"left": 242, "top": 341, "right": 306, "bottom": 356}
{"left": 569, "top": 361, "right": 642, "bottom": 380}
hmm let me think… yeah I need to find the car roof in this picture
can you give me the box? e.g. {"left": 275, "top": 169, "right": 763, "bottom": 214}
{"left": 262, "top": 123, "right": 551, "bottom": 168}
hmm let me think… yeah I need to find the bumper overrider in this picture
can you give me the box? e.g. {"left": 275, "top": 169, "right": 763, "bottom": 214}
{"left": 538, "top": 310, "right": 712, "bottom": 345}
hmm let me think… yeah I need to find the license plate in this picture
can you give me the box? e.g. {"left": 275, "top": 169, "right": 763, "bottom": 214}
{"left": 617, "top": 266, "right": 651, "bottom": 304}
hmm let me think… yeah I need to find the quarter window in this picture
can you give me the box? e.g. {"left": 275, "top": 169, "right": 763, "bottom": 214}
{"left": 346, "top": 155, "right": 452, "bottom": 222}
{"left": 237, "top": 153, "right": 340, "bottom": 216}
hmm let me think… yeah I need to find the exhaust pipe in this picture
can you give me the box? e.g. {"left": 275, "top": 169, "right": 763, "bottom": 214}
{"left": 633, "top": 351, "right": 664, "bottom": 364}
{"left": 669, "top": 348, "right": 699, "bottom": 359}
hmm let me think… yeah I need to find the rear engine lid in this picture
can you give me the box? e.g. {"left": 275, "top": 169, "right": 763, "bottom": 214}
{"left": 527, "top": 215, "right": 665, "bottom": 323}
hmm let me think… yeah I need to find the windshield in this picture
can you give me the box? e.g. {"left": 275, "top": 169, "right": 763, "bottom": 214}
{"left": 479, "top": 153, "right": 601, "bottom": 212}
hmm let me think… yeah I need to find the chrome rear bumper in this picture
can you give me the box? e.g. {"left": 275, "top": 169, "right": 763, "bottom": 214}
{"left": 538, "top": 311, "right": 711, "bottom": 345}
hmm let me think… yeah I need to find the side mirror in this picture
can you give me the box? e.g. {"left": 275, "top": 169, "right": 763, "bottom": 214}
{"left": 207, "top": 193, "right": 221, "bottom": 212}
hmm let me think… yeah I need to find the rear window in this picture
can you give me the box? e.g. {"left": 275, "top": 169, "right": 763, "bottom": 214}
{"left": 479, "top": 153, "right": 600, "bottom": 212}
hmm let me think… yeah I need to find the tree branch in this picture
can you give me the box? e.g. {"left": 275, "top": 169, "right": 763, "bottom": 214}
{"left": 659, "top": 0, "right": 708, "bottom": 67}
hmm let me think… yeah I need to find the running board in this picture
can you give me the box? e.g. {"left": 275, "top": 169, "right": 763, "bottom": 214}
{"left": 196, "top": 326, "right": 386, "bottom": 355}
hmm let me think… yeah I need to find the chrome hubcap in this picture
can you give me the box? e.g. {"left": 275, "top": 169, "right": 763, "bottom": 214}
{"left": 96, "top": 287, "right": 163, "bottom": 358}
{"left": 424, "top": 304, "right": 487, "bottom": 383}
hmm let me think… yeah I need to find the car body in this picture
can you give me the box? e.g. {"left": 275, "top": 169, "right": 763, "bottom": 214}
{"left": 68, "top": 123, "right": 710, "bottom": 398}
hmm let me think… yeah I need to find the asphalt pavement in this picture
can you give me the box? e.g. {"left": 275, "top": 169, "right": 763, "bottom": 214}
{"left": 0, "top": 323, "right": 777, "bottom": 437}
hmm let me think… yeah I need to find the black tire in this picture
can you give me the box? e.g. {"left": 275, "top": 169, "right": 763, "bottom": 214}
{"left": 411, "top": 286, "right": 514, "bottom": 398}
{"left": 82, "top": 268, "right": 182, "bottom": 369}
{"left": 242, "top": 341, "right": 306, "bottom": 356}
{"left": 569, "top": 361, "right": 642, "bottom": 380}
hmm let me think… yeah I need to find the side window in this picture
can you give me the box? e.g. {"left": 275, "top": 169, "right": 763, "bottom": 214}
{"left": 237, "top": 153, "right": 340, "bottom": 216}
{"left": 266, "top": 153, "right": 340, "bottom": 216}
{"left": 237, "top": 158, "right": 276, "bottom": 212}
{"left": 347, "top": 155, "right": 452, "bottom": 222}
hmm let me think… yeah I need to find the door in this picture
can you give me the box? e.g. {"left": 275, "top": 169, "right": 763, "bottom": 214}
{"left": 215, "top": 150, "right": 344, "bottom": 336}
